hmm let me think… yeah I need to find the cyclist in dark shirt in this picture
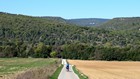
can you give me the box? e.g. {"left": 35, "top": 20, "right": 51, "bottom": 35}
{"left": 66, "top": 63, "right": 69, "bottom": 71}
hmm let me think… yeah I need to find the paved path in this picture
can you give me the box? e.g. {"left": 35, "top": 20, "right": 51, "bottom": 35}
{"left": 58, "top": 59, "right": 79, "bottom": 79}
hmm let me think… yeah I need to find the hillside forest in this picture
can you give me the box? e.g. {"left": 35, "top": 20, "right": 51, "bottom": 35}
{"left": 0, "top": 12, "right": 140, "bottom": 61}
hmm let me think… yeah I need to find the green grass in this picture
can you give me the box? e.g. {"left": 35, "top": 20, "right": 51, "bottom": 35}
{"left": 73, "top": 66, "right": 88, "bottom": 79}
{"left": 50, "top": 64, "right": 63, "bottom": 79}
{"left": 0, "top": 58, "right": 57, "bottom": 75}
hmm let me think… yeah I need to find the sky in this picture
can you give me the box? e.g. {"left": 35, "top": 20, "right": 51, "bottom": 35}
{"left": 0, "top": 0, "right": 140, "bottom": 19}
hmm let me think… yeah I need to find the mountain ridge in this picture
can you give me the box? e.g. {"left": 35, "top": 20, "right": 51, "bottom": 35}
{"left": 67, "top": 18, "right": 110, "bottom": 26}
{"left": 98, "top": 17, "right": 140, "bottom": 30}
{"left": 40, "top": 16, "right": 110, "bottom": 27}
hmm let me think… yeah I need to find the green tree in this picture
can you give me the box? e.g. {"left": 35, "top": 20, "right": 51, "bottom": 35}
{"left": 50, "top": 51, "right": 57, "bottom": 58}
{"left": 34, "top": 42, "right": 46, "bottom": 57}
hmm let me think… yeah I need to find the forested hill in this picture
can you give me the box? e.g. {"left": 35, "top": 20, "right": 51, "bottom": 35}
{"left": 0, "top": 12, "right": 111, "bottom": 46}
{"left": 0, "top": 12, "right": 140, "bottom": 60}
{"left": 0, "top": 12, "right": 81, "bottom": 45}
{"left": 67, "top": 18, "right": 110, "bottom": 26}
{"left": 98, "top": 17, "right": 140, "bottom": 30}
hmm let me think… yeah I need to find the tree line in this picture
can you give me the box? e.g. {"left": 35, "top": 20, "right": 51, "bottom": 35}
{"left": 0, "top": 42, "right": 140, "bottom": 61}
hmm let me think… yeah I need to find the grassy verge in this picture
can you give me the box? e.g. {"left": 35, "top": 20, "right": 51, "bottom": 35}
{"left": 50, "top": 64, "right": 63, "bottom": 79}
{"left": 73, "top": 65, "right": 88, "bottom": 79}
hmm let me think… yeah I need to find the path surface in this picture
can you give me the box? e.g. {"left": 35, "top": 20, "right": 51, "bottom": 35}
{"left": 58, "top": 59, "right": 79, "bottom": 79}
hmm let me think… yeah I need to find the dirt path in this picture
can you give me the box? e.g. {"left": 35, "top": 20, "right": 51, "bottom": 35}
{"left": 58, "top": 59, "right": 79, "bottom": 79}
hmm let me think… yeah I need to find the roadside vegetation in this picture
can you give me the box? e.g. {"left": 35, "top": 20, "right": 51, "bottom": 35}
{"left": 0, "top": 58, "right": 61, "bottom": 79}
{"left": 73, "top": 65, "right": 88, "bottom": 79}
{"left": 50, "top": 65, "right": 63, "bottom": 79}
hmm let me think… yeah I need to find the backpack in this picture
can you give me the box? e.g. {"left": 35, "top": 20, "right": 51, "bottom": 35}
{"left": 66, "top": 64, "right": 69, "bottom": 69}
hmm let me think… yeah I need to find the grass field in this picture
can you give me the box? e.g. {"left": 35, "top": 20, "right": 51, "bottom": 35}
{"left": 0, "top": 58, "right": 60, "bottom": 79}
{"left": 69, "top": 60, "right": 140, "bottom": 79}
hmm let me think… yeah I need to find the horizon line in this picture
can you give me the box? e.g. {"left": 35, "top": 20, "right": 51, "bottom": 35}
{"left": 1, "top": 11, "right": 140, "bottom": 19}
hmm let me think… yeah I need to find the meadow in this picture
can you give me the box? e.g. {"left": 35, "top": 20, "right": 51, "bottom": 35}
{"left": 0, "top": 58, "right": 60, "bottom": 79}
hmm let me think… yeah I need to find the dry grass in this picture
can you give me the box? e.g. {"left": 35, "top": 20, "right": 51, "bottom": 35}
{"left": 68, "top": 60, "right": 140, "bottom": 79}
{"left": 16, "top": 63, "right": 59, "bottom": 79}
